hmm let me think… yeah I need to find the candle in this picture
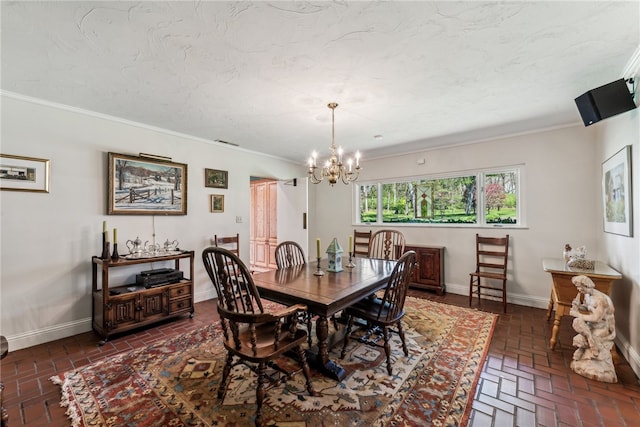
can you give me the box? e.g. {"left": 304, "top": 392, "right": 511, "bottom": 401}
{"left": 316, "top": 238, "right": 321, "bottom": 259}
{"left": 103, "top": 220, "right": 107, "bottom": 233}
{"left": 349, "top": 235, "right": 353, "bottom": 253}
{"left": 113, "top": 228, "right": 118, "bottom": 244}
{"left": 104, "top": 230, "right": 109, "bottom": 243}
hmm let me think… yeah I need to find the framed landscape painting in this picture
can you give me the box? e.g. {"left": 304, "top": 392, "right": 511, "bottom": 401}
{"left": 205, "top": 168, "right": 228, "bottom": 189}
{"left": 0, "top": 154, "right": 50, "bottom": 193}
{"left": 602, "top": 145, "right": 632, "bottom": 236}
{"left": 211, "top": 194, "right": 224, "bottom": 213}
{"left": 108, "top": 152, "right": 188, "bottom": 215}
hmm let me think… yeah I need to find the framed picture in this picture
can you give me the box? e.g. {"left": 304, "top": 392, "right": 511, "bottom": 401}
{"left": 205, "top": 168, "right": 228, "bottom": 189}
{"left": 211, "top": 194, "right": 224, "bottom": 213}
{"left": 0, "top": 154, "right": 50, "bottom": 193}
{"left": 602, "top": 145, "right": 632, "bottom": 236}
{"left": 108, "top": 152, "right": 187, "bottom": 215}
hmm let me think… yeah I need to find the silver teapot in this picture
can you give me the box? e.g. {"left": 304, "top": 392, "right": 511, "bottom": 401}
{"left": 163, "top": 239, "right": 179, "bottom": 251}
{"left": 126, "top": 236, "right": 144, "bottom": 255}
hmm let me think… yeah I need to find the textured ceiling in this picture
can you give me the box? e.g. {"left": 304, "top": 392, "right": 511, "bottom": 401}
{"left": 2, "top": 1, "right": 639, "bottom": 163}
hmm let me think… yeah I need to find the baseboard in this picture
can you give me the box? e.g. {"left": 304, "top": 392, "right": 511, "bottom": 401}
{"left": 446, "top": 283, "right": 550, "bottom": 309}
{"left": 6, "top": 318, "right": 92, "bottom": 352}
{"left": 6, "top": 289, "right": 218, "bottom": 352}
{"left": 616, "top": 332, "right": 640, "bottom": 381}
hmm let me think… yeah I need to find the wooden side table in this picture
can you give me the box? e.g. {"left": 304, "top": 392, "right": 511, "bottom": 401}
{"left": 543, "top": 258, "right": 622, "bottom": 350}
{"left": 1, "top": 335, "right": 8, "bottom": 427}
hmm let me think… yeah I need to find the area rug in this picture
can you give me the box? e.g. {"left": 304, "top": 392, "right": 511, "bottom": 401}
{"left": 52, "top": 297, "right": 497, "bottom": 426}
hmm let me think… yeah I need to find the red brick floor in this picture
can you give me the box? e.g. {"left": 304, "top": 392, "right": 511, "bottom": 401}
{"left": 1, "top": 291, "right": 639, "bottom": 426}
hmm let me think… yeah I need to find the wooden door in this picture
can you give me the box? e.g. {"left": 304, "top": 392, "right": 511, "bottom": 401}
{"left": 250, "top": 179, "right": 278, "bottom": 269}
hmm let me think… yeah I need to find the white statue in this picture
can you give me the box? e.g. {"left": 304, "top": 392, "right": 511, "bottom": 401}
{"left": 569, "top": 275, "right": 617, "bottom": 383}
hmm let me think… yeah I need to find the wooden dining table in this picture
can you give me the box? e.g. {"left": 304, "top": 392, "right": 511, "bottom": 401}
{"left": 252, "top": 257, "right": 396, "bottom": 380}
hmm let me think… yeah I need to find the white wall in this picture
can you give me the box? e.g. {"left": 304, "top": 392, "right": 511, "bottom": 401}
{"left": 598, "top": 69, "right": 640, "bottom": 377}
{"left": 0, "top": 94, "right": 306, "bottom": 350}
{"left": 313, "top": 125, "right": 602, "bottom": 306}
{"left": 311, "top": 118, "right": 639, "bottom": 375}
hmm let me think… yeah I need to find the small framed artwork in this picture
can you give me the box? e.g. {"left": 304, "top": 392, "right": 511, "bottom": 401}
{"left": 602, "top": 145, "right": 633, "bottom": 236}
{"left": 0, "top": 154, "right": 50, "bottom": 193}
{"left": 205, "top": 168, "right": 228, "bottom": 189}
{"left": 211, "top": 194, "right": 224, "bottom": 213}
{"left": 108, "top": 152, "right": 188, "bottom": 215}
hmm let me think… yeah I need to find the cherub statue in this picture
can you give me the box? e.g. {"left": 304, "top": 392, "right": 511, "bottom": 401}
{"left": 569, "top": 275, "right": 617, "bottom": 383}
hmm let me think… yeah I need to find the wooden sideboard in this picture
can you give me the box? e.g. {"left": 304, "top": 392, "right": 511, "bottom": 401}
{"left": 405, "top": 244, "right": 445, "bottom": 295}
{"left": 92, "top": 251, "right": 195, "bottom": 344}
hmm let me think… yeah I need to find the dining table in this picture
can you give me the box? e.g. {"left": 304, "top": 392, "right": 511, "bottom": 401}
{"left": 252, "top": 256, "right": 396, "bottom": 381}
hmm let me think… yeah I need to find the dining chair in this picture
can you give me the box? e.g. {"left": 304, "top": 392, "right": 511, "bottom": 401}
{"left": 469, "top": 234, "right": 510, "bottom": 313}
{"left": 368, "top": 229, "right": 406, "bottom": 260}
{"left": 202, "top": 246, "right": 316, "bottom": 427}
{"left": 340, "top": 250, "right": 417, "bottom": 375}
{"left": 274, "top": 241, "right": 306, "bottom": 269}
{"left": 213, "top": 233, "right": 239, "bottom": 256}
{"left": 274, "top": 240, "right": 313, "bottom": 344}
{"left": 353, "top": 229, "right": 372, "bottom": 257}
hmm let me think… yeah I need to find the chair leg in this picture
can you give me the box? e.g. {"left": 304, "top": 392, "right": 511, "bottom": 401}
{"left": 255, "top": 362, "right": 267, "bottom": 427}
{"left": 296, "top": 345, "right": 317, "bottom": 396}
{"left": 218, "top": 353, "right": 233, "bottom": 399}
{"left": 502, "top": 280, "right": 507, "bottom": 313}
{"left": 469, "top": 276, "right": 473, "bottom": 307}
{"left": 397, "top": 320, "right": 408, "bottom": 357}
{"left": 382, "top": 326, "right": 392, "bottom": 376}
{"left": 341, "top": 316, "right": 354, "bottom": 359}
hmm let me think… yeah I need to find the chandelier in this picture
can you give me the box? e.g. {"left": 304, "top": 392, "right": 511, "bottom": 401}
{"left": 308, "top": 103, "right": 361, "bottom": 185}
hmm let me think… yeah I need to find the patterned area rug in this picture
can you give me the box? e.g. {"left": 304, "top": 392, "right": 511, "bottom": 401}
{"left": 52, "top": 297, "right": 496, "bottom": 426}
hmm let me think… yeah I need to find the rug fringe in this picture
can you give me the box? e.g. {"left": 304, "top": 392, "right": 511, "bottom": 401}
{"left": 50, "top": 375, "right": 82, "bottom": 427}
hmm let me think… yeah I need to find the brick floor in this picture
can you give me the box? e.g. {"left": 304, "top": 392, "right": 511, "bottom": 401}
{"left": 1, "top": 291, "right": 638, "bottom": 426}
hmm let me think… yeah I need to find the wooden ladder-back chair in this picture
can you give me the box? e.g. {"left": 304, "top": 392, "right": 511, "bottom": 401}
{"left": 353, "top": 230, "right": 372, "bottom": 257}
{"left": 201, "top": 247, "right": 316, "bottom": 427}
{"left": 274, "top": 241, "right": 314, "bottom": 345}
{"left": 274, "top": 241, "right": 306, "bottom": 269}
{"left": 340, "top": 250, "right": 417, "bottom": 375}
{"left": 469, "top": 234, "right": 510, "bottom": 313}
{"left": 368, "top": 229, "right": 406, "bottom": 260}
{"left": 214, "top": 233, "right": 239, "bottom": 256}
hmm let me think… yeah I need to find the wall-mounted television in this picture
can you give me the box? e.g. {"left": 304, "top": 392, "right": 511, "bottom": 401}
{"left": 574, "top": 78, "right": 636, "bottom": 126}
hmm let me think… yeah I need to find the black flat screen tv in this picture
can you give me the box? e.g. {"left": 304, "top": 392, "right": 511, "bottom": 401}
{"left": 574, "top": 78, "right": 636, "bottom": 126}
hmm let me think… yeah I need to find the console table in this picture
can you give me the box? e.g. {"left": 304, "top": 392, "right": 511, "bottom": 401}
{"left": 92, "top": 251, "right": 195, "bottom": 344}
{"left": 543, "top": 258, "right": 621, "bottom": 350}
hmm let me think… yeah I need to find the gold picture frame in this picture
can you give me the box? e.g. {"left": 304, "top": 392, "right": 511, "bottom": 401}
{"left": 205, "top": 168, "right": 228, "bottom": 189}
{"left": 211, "top": 194, "right": 224, "bottom": 213}
{"left": 108, "top": 152, "right": 187, "bottom": 215}
{"left": 0, "top": 154, "right": 50, "bottom": 193}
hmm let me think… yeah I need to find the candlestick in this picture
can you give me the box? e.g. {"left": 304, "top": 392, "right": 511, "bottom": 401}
{"left": 314, "top": 257, "right": 325, "bottom": 276}
{"left": 346, "top": 251, "right": 355, "bottom": 268}
{"left": 113, "top": 228, "right": 118, "bottom": 244}
{"left": 316, "top": 238, "right": 321, "bottom": 259}
{"left": 102, "top": 241, "right": 111, "bottom": 261}
{"left": 111, "top": 242, "right": 120, "bottom": 261}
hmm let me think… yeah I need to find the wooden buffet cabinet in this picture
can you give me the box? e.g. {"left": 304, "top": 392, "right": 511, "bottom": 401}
{"left": 405, "top": 244, "right": 445, "bottom": 295}
{"left": 92, "top": 251, "right": 195, "bottom": 343}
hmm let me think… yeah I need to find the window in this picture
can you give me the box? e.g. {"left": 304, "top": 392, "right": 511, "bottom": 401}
{"left": 356, "top": 167, "right": 521, "bottom": 227}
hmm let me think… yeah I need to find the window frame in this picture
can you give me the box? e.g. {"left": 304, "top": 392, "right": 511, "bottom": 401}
{"left": 353, "top": 165, "right": 526, "bottom": 228}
